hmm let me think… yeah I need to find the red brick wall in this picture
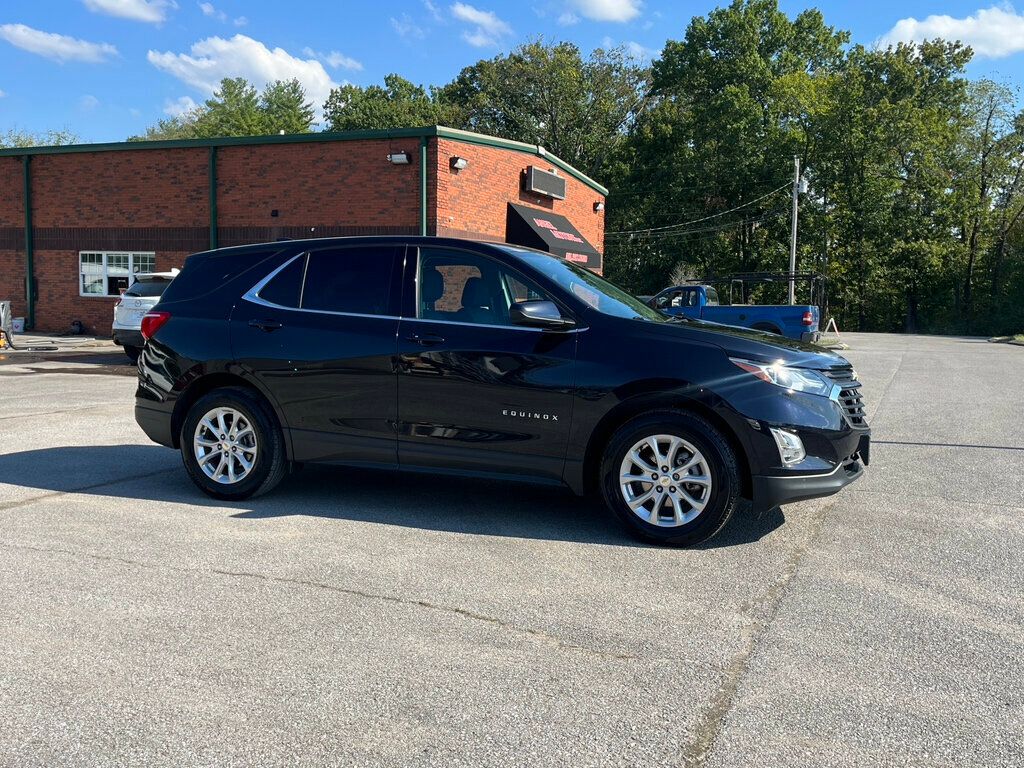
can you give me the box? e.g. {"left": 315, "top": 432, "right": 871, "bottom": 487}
{"left": 31, "top": 149, "right": 208, "bottom": 228}
{"left": 217, "top": 141, "right": 420, "bottom": 230}
{"left": 432, "top": 137, "right": 605, "bottom": 269}
{"left": 0, "top": 157, "right": 25, "bottom": 321}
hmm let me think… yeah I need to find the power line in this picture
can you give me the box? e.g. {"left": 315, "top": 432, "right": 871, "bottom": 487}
{"left": 605, "top": 183, "right": 791, "bottom": 237}
{"left": 607, "top": 208, "right": 790, "bottom": 243}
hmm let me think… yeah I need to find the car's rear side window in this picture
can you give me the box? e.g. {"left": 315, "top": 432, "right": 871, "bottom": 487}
{"left": 159, "top": 248, "right": 285, "bottom": 304}
{"left": 125, "top": 279, "right": 171, "bottom": 298}
{"left": 300, "top": 246, "right": 397, "bottom": 316}
{"left": 258, "top": 254, "right": 307, "bottom": 308}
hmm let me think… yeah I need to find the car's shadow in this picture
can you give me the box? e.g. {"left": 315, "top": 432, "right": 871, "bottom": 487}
{"left": 0, "top": 445, "right": 785, "bottom": 548}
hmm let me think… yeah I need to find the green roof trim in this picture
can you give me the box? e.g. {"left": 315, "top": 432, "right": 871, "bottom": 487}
{"left": 0, "top": 125, "right": 608, "bottom": 196}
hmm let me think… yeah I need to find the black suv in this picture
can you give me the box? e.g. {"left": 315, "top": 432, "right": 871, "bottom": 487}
{"left": 136, "top": 237, "right": 869, "bottom": 546}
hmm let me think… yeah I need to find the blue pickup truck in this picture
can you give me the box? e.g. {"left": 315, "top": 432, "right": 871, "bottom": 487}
{"left": 648, "top": 285, "right": 821, "bottom": 342}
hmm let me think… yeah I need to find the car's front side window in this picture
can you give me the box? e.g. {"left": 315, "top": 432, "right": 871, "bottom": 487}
{"left": 416, "top": 248, "right": 556, "bottom": 327}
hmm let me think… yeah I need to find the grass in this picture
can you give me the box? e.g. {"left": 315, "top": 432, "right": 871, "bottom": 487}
{"left": 989, "top": 334, "right": 1024, "bottom": 345}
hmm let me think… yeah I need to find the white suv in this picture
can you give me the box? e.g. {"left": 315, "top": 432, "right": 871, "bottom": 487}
{"left": 112, "top": 271, "right": 177, "bottom": 362}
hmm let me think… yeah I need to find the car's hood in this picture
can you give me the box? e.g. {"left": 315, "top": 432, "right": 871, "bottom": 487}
{"left": 649, "top": 317, "right": 848, "bottom": 369}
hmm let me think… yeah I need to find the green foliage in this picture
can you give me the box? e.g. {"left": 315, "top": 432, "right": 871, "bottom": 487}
{"left": 131, "top": 78, "right": 316, "bottom": 141}
{"left": 0, "top": 128, "right": 78, "bottom": 148}
{"left": 438, "top": 39, "right": 650, "bottom": 179}
{"left": 604, "top": 0, "right": 1024, "bottom": 336}
{"left": 323, "top": 74, "right": 457, "bottom": 133}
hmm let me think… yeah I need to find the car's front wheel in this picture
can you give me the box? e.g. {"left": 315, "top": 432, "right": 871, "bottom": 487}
{"left": 180, "top": 387, "right": 287, "bottom": 501}
{"left": 599, "top": 411, "right": 741, "bottom": 546}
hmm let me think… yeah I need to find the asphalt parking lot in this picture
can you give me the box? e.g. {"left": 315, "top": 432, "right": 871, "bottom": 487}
{"left": 0, "top": 333, "right": 1021, "bottom": 767}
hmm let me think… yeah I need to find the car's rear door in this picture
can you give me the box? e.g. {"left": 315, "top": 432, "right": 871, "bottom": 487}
{"left": 231, "top": 243, "right": 404, "bottom": 465}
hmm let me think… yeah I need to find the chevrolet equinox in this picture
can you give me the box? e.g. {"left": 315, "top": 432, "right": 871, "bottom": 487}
{"left": 135, "top": 237, "right": 870, "bottom": 546}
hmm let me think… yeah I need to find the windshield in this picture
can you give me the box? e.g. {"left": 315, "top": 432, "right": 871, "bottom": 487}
{"left": 498, "top": 246, "right": 669, "bottom": 322}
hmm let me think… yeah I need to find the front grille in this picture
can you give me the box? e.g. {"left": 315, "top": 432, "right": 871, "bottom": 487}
{"left": 822, "top": 366, "right": 868, "bottom": 427}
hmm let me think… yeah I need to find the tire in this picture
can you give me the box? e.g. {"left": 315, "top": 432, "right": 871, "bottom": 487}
{"left": 599, "top": 410, "right": 741, "bottom": 547}
{"left": 180, "top": 386, "right": 287, "bottom": 501}
{"left": 124, "top": 345, "right": 141, "bottom": 363}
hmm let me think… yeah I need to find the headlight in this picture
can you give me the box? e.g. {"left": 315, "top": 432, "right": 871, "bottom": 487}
{"left": 730, "top": 358, "right": 833, "bottom": 396}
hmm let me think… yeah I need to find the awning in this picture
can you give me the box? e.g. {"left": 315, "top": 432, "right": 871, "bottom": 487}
{"left": 506, "top": 203, "right": 601, "bottom": 270}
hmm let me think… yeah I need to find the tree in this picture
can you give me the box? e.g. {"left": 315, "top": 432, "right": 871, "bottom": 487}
{"left": 0, "top": 128, "right": 77, "bottom": 148}
{"left": 440, "top": 40, "right": 650, "bottom": 179}
{"left": 132, "top": 78, "right": 315, "bottom": 140}
{"left": 322, "top": 74, "right": 455, "bottom": 132}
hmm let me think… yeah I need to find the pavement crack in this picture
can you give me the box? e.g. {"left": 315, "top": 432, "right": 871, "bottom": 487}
{"left": 679, "top": 499, "right": 838, "bottom": 768}
{"left": 0, "top": 540, "right": 637, "bottom": 663}
{"left": 0, "top": 468, "right": 178, "bottom": 512}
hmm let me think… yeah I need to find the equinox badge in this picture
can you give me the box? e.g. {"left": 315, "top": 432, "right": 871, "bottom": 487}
{"left": 503, "top": 408, "right": 559, "bottom": 422}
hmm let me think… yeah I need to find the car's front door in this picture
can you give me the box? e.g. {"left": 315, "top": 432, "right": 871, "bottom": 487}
{"left": 232, "top": 243, "right": 404, "bottom": 465}
{"left": 396, "top": 246, "right": 579, "bottom": 484}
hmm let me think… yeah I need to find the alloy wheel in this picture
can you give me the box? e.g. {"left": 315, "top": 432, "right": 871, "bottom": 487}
{"left": 193, "top": 407, "right": 258, "bottom": 485}
{"left": 618, "top": 434, "right": 712, "bottom": 527}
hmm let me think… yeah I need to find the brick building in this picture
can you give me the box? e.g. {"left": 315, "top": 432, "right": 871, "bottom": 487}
{"left": 0, "top": 126, "right": 606, "bottom": 333}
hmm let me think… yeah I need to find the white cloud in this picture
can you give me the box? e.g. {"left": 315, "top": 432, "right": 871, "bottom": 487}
{"left": 569, "top": 0, "right": 641, "bottom": 23}
{"left": 0, "top": 24, "right": 118, "bottom": 63}
{"left": 79, "top": 94, "right": 100, "bottom": 110}
{"left": 164, "top": 95, "right": 198, "bottom": 116}
{"left": 558, "top": 12, "right": 579, "bottom": 25}
{"left": 878, "top": 4, "right": 1024, "bottom": 58}
{"left": 424, "top": 0, "right": 444, "bottom": 22}
{"left": 391, "top": 13, "right": 426, "bottom": 40}
{"left": 148, "top": 35, "right": 338, "bottom": 120}
{"left": 450, "top": 2, "right": 512, "bottom": 47}
{"left": 302, "top": 47, "right": 363, "bottom": 71}
{"left": 83, "top": 0, "right": 176, "bottom": 23}
{"left": 233, "top": 15, "right": 247, "bottom": 26}
{"left": 0, "top": 89, "right": 6, "bottom": 98}
{"left": 199, "top": 1, "right": 225, "bottom": 20}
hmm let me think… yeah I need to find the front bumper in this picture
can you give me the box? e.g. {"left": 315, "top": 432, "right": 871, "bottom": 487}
{"left": 751, "top": 432, "right": 869, "bottom": 512}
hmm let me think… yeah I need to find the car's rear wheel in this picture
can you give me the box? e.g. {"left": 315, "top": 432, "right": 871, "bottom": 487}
{"left": 599, "top": 410, "right": 741, "bottom": 546}
{"left": 123, "top": 345, "right": 141, "bottom": 363}
{"left": 181, "top": 387, "right": 287, "bottom": 501}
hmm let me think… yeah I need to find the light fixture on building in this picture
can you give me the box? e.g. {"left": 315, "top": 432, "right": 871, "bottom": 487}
{"left": 594, "top": 201, "right": 605, "bottom": 212}
{"left": 387, "top": 152, "right": 411, "bottom": 165}
{"left": 450, "top": 156, "right": 468, "bottom": 170}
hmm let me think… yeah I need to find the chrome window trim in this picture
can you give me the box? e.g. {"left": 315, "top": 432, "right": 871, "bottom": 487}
{"left": 242, "top": 250, "right": 400, "bottom": 321}
{"left": 401, "top": 316, "right": 587, "bottom": 334}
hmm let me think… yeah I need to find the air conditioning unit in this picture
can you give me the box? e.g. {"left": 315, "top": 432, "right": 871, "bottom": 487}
{"left": 523, "top": 166, "right": 566, "bottom": 200}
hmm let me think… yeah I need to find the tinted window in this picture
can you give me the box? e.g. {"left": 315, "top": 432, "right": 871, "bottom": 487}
{"left": 160, "top": 247, "right": 285, "bottom": 304}
{"left": 418, "top": 248, "right": 555, "bottom": 327}
{"left": 258, "top": 254, "right": 307, "bottom": 308}
{"left": 125, "top": 278, "right": 171, "bottom": 298}
{"left": 496, "top": 245, "right": 669, "bottom": 322}
{"left": 301, "top": 247, "right": 396, "bottom": 315}
{"left": 706, "top": 287, "right": 720, "bottom": 306}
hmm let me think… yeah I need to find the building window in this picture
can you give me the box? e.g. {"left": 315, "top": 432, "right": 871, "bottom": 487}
{"left": 79, "top": 251, "right": 156, "bottom": 297}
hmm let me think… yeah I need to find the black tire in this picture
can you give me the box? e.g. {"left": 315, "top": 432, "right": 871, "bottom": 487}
{"left": 180, "top": 386, "right": 287, "bottom": 501}
{"left": 599, "top": 410, "right": 741, "bottom": 547}
{"left": 124, "top": 345, "right": 141, "bottom": 363}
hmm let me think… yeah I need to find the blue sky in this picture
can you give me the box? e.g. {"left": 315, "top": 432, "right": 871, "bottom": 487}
{"left": 1, "top": 0, "right": 1023, "bottom": 143}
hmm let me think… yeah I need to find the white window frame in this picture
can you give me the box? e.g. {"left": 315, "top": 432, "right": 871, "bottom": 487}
{"left": 79, "top": 251, "right": 157, "bottom": 298}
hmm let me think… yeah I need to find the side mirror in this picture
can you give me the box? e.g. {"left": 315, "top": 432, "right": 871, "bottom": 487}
{"left": 509, "top": 300, "right": 575, "bottom": 330}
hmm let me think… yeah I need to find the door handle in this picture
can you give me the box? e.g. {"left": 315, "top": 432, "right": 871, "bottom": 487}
{"left": 249, "top": 319, "right": 283, "bottom": 332}
{"left": 406, "top": 333, "right": 445, "bottom": 347}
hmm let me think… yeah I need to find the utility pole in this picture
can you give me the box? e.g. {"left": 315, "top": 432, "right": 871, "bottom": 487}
{"left": 788, "top": 155, "right": 800, "bottom": 305}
